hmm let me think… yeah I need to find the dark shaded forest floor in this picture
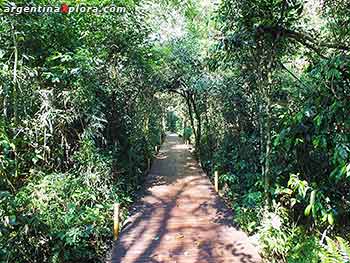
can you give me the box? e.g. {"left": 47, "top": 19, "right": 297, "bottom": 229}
{"left": 110, "top": 133, "right": 261, "bottom": 263}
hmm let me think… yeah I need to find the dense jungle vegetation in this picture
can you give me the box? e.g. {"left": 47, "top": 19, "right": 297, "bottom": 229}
{"left": 0, "top": 0, "right": 349, "bottom": 262}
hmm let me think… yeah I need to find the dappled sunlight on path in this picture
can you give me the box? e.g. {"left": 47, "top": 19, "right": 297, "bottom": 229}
{"left": 110, "top": 133, "right": 261, "bottom": 263}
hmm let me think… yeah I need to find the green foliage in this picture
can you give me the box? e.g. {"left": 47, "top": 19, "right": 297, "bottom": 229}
{"left": 0, "top": 0, "right": 167, "bottom": 261}
{"left": 284, "top": 174, "right": 337, "bottom": 228}
{"left": 320, "top": 237, "right": 350, "bottom": 263}
{"left": 232, "top": 191, "right": 263, "bottom": 234}
{"left": 198, "top": 0, "right": 350, "bottom": 261}
{"left": 0, "top": 149, "right": 121, "bottom": 262}
{"left": 183, "top": 126, "right": 192, "bottom": 141}
{"left": 0, "top": 122, "right": 17, "bottom": 191}
{"left": 258, "top": 205, "right": 321, "bottom": 263}
{"left": 166, "top": 111, "right": 180, "bottom": 132}
{"left": 1, "top": 0, "right": 349, "bottom": 261}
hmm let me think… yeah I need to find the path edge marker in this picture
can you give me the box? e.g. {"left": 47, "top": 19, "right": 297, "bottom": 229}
{"left": 113, "top": 203, "right": 120, "bottom": 240}
{"left": 214, "top": 171, "right": 219, "bottom": 192}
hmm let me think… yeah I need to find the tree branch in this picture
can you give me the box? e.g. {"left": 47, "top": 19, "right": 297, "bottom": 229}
{"left": 257, "top": 25, "right": 350, "bottom": 53}
{"left": 278, "top": 61, "right": 311, "bottom": 89}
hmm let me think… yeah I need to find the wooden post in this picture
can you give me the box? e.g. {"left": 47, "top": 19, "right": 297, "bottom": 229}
{"left": 214, "top": 171, "right": 219, "bottom": 192}
{"left": 155, "top": 145, "right": 158, "bottom": 152}
{"left": 113, "top": 203, "right": 120, "bottom": 240}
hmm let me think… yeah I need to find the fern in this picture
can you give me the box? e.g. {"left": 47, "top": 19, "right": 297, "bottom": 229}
{"left": 320, "top": 237, "right": 350, "bottom": 263}
{"left": 337, "top": 237, "right": 350, "bottom": 262}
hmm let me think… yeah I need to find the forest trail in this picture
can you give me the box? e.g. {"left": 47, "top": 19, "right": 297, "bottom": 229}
{"left": 110, "top": 133, "right": 261, "bottom": 263}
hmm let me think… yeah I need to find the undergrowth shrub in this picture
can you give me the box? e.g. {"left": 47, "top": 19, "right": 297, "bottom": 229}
{"left": 232, "top": 191, "right": 263, "bottom": 234}
{"left": 320, "top": 237, "right": 350, "bottom": 263}
{"left": 0, "top": 139, "right": 137, "bottom": 262}
{"left": 1, "top": 167, "right": 118, "bottom": 262}
{"left": 259, "top": 204, "right": 321, "bottom": 263}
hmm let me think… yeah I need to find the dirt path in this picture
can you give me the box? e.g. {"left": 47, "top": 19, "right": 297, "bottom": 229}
{"left": 111, "top": 133, "right": 261, "bottom": 263}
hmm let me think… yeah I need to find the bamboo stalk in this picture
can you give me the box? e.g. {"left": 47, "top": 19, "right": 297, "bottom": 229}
{"left": 113, "top": 203, "right": 120, "bottom": 240}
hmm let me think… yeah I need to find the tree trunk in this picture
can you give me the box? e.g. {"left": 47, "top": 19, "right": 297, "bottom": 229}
{"left": 264, "top": 87, "right": 272, "bottom": 204}
{"left": 263, "top": 49, "right": 275, "bottom": 205}
{"left": 185, "top": 92, "right": 197, "bottom": 143}
{"left": 190, "top": 94, "right": 201, "bottom": 149}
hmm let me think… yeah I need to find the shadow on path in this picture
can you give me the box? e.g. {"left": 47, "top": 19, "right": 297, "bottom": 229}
{"left": 110, "top": 133, "right": 261, "bottom": 263}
